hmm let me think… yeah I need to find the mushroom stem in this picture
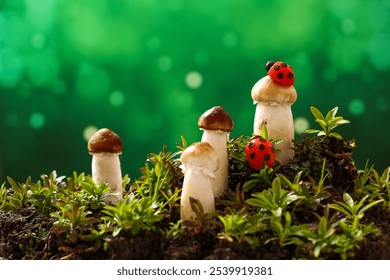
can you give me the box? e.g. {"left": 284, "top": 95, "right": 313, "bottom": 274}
{"left": 201, "top": 130, "right": 229, "bottom": 196}
{"left": 180, "top": 169, "right": 216, "bottom": 221}
{"left": 254, "top": 102, "right": 294, "bottom": 165}
{"left": 91, "top": 153, "right": 123, "bottom": 203}
{"left": 179, "top": 142, "right": 218, "bottom": 221}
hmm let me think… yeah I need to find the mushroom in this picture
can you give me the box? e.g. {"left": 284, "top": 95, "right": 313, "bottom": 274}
{"left": 198, "top": 106, "right": 234, "bottom": 196}
{"left": 87, "top": 128, "right": 123, "bottom": 203}
{"left": 251, "top": 61, "right": 297, "bottom": 165}
{"left": 180, "top": 142, "right": 219, "bottom": 221}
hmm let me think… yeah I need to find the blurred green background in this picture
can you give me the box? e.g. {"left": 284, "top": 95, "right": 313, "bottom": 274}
{"left": 0, "top": 0, "right": 389, "bottom": 182}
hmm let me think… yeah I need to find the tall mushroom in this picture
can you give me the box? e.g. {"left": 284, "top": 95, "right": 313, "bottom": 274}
{"left": 180, "top": 142, "right": 219, "bottom": 221}
{"left": 198, "top": 106, "right": 234, "bottom": 196}
{"left": 251, "top": 61, "right": 297, "bottom": 165}
{"left": 87, "top": 128, "right": 123, "bottom": 203}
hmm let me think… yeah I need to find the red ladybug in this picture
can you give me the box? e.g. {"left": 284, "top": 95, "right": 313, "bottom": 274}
{"left": 266, "top": 61, "right": 295, "bottom": 87}
{"left": 245, "top": 136, "right": 276, "bottom": 170}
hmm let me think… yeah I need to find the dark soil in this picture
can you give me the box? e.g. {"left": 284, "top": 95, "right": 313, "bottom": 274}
{"left": 1, "top": 135, "right": 389, "bottom": 260}
{"left": 1, "top": 207, "right": 390, "bottom": 260}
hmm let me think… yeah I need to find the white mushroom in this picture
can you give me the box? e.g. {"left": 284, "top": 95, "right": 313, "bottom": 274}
{"left": 180, "top": 142, "right": 219, "bottom": 221}
{"left": 198, "top": 106, "right": 234, "bottom": 196}
{"left": 88, "top": 128, "right": 123, "bottom": 203}
{"left": 251, "top": 62, "right": 297, "bottom": 165}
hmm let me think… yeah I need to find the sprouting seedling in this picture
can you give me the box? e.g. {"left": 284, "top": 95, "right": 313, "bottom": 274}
{"left": 306, "top": 106, "right": 350, "bottom": 140}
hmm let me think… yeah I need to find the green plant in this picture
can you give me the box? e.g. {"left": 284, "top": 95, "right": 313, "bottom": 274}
{"left": 329, "top": 193, "right": 383, "bottom": 222}
{"left": 303, "top": 211, "right": 340, "bottom": 258}
{"left": 228, "top": 135, "right": 251, "bottom": 170}
{"left": 102, "top": 193, "right": 163, "bottom": 237}
{"left": 51, "top": 203, "right": 100, "bottom": 243}
{"left": 242, "top": 166, "right": 279, "bottom": 193}
{"left": 6, "top": 176, "right": 31, "bottom": 209}
{"left": 218, "top": 209, "right": 266, "bottom": 249}
{"left": 182, "top": 197, "right": 219, "bottom": 232}
{"left": 164, "top": 220, "right": 185, "bottom": 240}
{"left": 278, "top": 171, "right": 329, "bottom": 212}
{"left": 135, "top": 145, "right": 182, "bottom": 204}
{"left": 79, "top": 176, "right": 113, "bottom": 210}
{"left": 354, "top": 161, "right": 375, "bottom": 192}
{"left": 27, "top": 180, "right": 57, "bottom": 214}
{"left": 246, "top": 177, "right": 301, "bottom": 217}
{"left": 306, "top": 106, "right": 350, "bottom": 140}
{"left": 267, "top": 211, "right": 309, "bottom": 247}
{"left": 0, "top": 182, "right": 9, "bottom": 212}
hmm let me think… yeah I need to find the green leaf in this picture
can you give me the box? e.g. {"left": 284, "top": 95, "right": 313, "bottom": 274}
{"left": 305, "top": 129, "right": 321, "bottom": 134}
{"left": 310, "top": 106, "right": 325, "bottom": 120}
{"left": 381, "top": 167, "right": 390, "bottom": 183}
{"left": 259, "top": 122, "right": 268, "bottom": 139}
{"left": 328, "top": 132, "right": 343, "bottom": 140}
{"left": 315, "top": 119, "right": 328, "bottom": 129}
{"left": 343, "top": 193, "right": 354, "bottom": 210}
{"left": 359, "top": 199, "right": 383, "bottom": 216}
{"left": 325, "top": 107, "right": 338, "bottom": 121}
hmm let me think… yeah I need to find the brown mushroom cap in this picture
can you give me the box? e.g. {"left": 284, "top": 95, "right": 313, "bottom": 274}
{"left": 88, "top": 128, "right": 123, "bottom": 154}
{"left": 198, "top": 106, "right": 234, "bottom": 132}
{"left": 251, "top": 75, "right": 297, "bottom": 104}
{"left": 180, "top": 142, "right": 219, "bottom": 172}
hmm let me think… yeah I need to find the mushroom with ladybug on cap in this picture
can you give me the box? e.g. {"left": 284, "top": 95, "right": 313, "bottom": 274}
{"left": 251, "top": 61, "right": 297, "bottom": 165}
{"left": 88, "top": 128, "right": 123, "bottom": 203}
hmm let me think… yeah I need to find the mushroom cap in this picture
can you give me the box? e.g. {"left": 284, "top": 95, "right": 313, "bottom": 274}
{"left": 198, "top": 106, "right": 234, "bottom": 132}
{"left": 180, "top": 142, "right": 219, "bottom": 173}
{"left": 88, "top": 128, "right": 123, "bottom": 154}
{"left": 251, "top": 75, "right": 297, "bottom": 104}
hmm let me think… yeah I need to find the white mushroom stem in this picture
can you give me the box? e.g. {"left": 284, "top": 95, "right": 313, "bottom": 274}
{"left": 180, "top": 142, "right": 218, "bottom": 221}
{"left": 91, "top": 153, "right": 123, "bottom": 203}
{"left": 253, "top": 102, "right": 294, "bottom": 165}
{"left": 201, "top": 130, "right": 229, "bottom": 196}
{"left": 180, "top": 168, "right": 216, "bottom": 221}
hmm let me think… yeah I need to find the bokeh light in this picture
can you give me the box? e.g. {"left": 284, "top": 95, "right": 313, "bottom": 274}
{"left": 29, "top": 112, "right": 45, "bottom": 129}
{"left": 0, "top": 0, "right": 389, "bottom": 182}
{"left": 294, "top": 117, "right": 310, "bottom": 134}
{"left": 348, "top": 99, "right": 366, "bottom": 116}
{"left": 83, "top": 125, "right": 98, "bottom": 142}
{"left": 185, "top": 71, "right": 203, "bottom": 89}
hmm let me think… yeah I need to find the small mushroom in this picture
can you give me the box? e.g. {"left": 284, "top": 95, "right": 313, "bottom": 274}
{"left": 198, "top": 106, "right": 234, "bottom": 196}
{"left": 88, "top": 128, "right": 123, "bottom": 203}
{"left": 180, "top": 142, "right": 219, "bottom": 221}
{"left": 251, "top": 61, "right": 297, "bottom": 164}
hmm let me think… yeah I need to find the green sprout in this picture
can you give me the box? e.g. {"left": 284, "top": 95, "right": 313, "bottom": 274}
{"left": 102, "top": 194, "right": 163, "bottom": 237}
{"left": 267, "top": 211, "right": 309, "bottom": 247}
{"left": 329, "top": 193, "right": 383, "bottom": 222}
{"left": 218, "top": 209, "right": 266, "bottom": 249}
{"left": 246, "top": 177, "right": 301, "bottom": 217}
{"left": 51, "top": 203, "right": 99, "bottom": 243}
{"left": 306, "top": 106, "right": 350, "bottom": 140}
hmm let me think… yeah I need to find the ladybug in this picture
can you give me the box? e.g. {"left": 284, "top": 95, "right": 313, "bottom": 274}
{"left": 245, "top": 136, "right": 276, "bottom": 170}
{"left": 266, "top": 61, "right": 295, "bottom": 87}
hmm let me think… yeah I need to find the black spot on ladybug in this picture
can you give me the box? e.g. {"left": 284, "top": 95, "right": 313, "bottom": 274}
{"left": 277, "top": 72, "right": 284, "bottom": 79}
{"left": 248, "top": 142, "right": 254, "bottom": 148}
{"left": 258, "top": 144, "right": 265, "bottom": 150}
{"left": 287, "top": 72, "right": 294, "bottom": 79}
{"left": 274, "top": 65, "right": 280, "bottom": 70}
{"left": 281, "top": 63, "right": 287, "bottom": 67}
{"left": 250, "top": 152, "right": 256, "bottom": 159}
{"left": 264, "top": 154, "right": 270, "bottom": 161}
{"left": 266, "top": 60, "right": 275, "bottom": 71}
